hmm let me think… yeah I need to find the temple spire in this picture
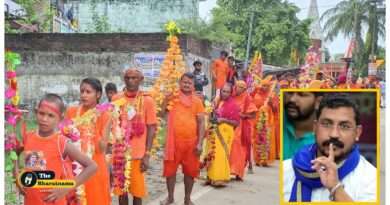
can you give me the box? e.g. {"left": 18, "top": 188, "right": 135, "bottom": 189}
{"left": 307, "top": 0, "right": 323, "bottom": 41}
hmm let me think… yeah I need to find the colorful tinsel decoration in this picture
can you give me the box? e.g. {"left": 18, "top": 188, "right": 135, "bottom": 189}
{"left": 4, "top": 50, "right": 22, "bottom": 204}
{"left": 255, "top": 108, "right": 270, "bottom": 163}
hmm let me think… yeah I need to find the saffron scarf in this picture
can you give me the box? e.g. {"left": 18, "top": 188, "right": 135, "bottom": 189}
{"left": 289, "top": 144, "right": 360, "bottom": 202}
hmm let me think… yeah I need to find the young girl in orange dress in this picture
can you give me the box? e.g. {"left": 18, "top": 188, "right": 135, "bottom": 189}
{"left": 16, "top": 93, "right": 97, "bottom": 205}
{"left": 65, "top": 78, "right": 111, "bottom": 205}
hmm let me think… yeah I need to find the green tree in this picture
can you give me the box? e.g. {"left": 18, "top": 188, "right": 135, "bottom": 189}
{"left": 6, "top": 0, "right": 54, "bottom": 33}
{"left": 321, "top": 0, "right": 385, "bottom": 76}
{"left": 323, "top": 47, "right": 331, "bottom": 63}
{"left": 87, "top": 0, "right": 111, "bottom": 32}
{"left": 213, "top": 0, "right": 311, "bottom": 66}
{"left": 178, "top": 0, "right": 311, "bottom": 66}
{"left": 364, "top": 1, "right": 385, "bottom": 60}
{"left": 377, "top": 46, "right": 385, "bottom": 59}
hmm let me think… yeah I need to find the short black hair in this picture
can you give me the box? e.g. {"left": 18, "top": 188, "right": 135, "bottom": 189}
{"left": 38, "top": 93, "right": 66, "bottom": 114}
{"left": 105, "top": 82, "right": 117, "bottom": 93}
{"left": 228, "top": 56, "right": 234, "bottom": 60}
{"left": 193, "top": 60, "right": 202, "bottom": 66}
{"left": 316, "top": 93, "right": 360, "bottom": 125}
{"left": 220, "top": 51, "right": 228, "bottom": 57}
{"left": 180, "top": 72, "right": 195, "bottom": 82}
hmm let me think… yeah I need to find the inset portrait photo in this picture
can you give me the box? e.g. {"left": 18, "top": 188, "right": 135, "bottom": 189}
{"left": 280, "top": 90, "right": 380, "bottom": 203}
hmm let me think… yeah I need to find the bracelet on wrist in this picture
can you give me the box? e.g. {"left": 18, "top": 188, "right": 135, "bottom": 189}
{"left": 329, "top": 182, "right": 344, "bottom": 201}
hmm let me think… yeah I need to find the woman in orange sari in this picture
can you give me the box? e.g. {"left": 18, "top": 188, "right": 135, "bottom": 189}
{"left": 230, "top": 81, "right": 257, "bottom": 180}
{"left": 65, "top": 78, "right": 111, "bottom": 205}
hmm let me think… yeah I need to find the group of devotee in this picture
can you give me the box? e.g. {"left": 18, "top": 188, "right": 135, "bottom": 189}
{"left": 13, "top": 49, "right": 383, "bottom": 205}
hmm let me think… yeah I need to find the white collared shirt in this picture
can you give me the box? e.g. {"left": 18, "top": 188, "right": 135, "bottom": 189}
{"left": 283, "top": 156, "right": 377, "bottom": 202}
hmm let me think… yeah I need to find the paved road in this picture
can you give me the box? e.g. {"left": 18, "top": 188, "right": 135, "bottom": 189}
{"left": 147, "top": 162, "right": 279, "bottom": 205}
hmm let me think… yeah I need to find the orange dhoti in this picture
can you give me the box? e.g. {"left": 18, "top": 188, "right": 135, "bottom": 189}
{"left": 164, "top": 139, "right": 200, "bottom": 178}
{"left": 129, "top": 160, "right": 147, "bottom": 198}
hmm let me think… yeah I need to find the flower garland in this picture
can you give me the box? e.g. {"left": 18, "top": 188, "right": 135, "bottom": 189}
{"left": 200, "top": 123, "right": 216, "bottom": 169}
{"left": 59, "top": 119, "right": 81, "bottom": 142}
{"left": 112, "top": 141, "right": 127, "bottom": 195}
{"left": 111, "top": 100, "right": 126, "bottom": 195}
{"left": 111, "top": 94, "right": 145, "bottom": 196}
{"left": 123, "top": 149, "right": 132, "bottom": 192}
{"left": 255, "top": 108, "right": 270, "bottom": 163}
{"left": 4, "top": 50, "right": 22, "bottom": 204}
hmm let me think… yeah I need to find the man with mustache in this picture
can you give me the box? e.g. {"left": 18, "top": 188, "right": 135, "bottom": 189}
{"left": 283, "top": 93, "right": 377, "bottom": 202}
{"left": 160, "top": 72, "right": 205, "bottom": 205}
{"left": 283, "top": 92, "right": 323, "bottom": 159}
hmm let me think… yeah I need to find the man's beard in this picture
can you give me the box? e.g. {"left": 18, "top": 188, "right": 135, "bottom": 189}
{"left": 285, "top": 102, "right": 315, "bottom": 121}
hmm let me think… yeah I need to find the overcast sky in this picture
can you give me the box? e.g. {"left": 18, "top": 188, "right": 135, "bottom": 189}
{"left": 199, "top": 0, "right": 385, "bottom": 56}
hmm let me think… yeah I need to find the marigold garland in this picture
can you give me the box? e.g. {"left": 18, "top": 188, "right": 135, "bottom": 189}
{"left": 255, "top": 108, "right": 270, "bottom": 163}
{"left": 200, "top": 122, "right": 217, "bottom": 169}
{"left": 149, "top": 21, "right": 186, "bottom": 157}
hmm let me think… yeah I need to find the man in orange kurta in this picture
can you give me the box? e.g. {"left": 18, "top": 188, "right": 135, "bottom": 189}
{"left": 161, "top": 72, "right": 205, "bottom": 205}
{"left": 212, "top": 51, "right": 229, "bottom": 96}
{"left": 231, "top": 80, "right": 257, "bottom": 179}
{"left": 111, "top": 68, "right": 157, "bottom": 205}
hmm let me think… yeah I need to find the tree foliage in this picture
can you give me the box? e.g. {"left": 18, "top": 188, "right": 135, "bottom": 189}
{"left": 321, "top": 0, "right": 385, "bottom": 76}
{"left": 6, "top": 0, "right": 54, "bottom": 33}
{"left": 86, "top": 0, "right": 111, "bottom": 32}
{"left": 179, "top": 0, "right": 311, "bottom": 66}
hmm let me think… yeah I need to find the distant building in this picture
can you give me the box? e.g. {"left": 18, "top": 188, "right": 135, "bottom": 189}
{"left": 63, "top": 0, "right": 206, "bottom": 33}
{"left": 5, "top": 0, "right": 37, "bottom": 32}
{"left": 4, "top": 0, "right": 77, "bottom": 33}
{"left": 51, "top": 0, "right": 79, "bottom": 33}
{"left": 307, "top": 0, "right": 325, "bottom": 63}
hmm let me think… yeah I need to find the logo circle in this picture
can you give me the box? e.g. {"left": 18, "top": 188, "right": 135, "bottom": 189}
{"left": 20, "top": 171, "right": 38, "bottom": 187}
